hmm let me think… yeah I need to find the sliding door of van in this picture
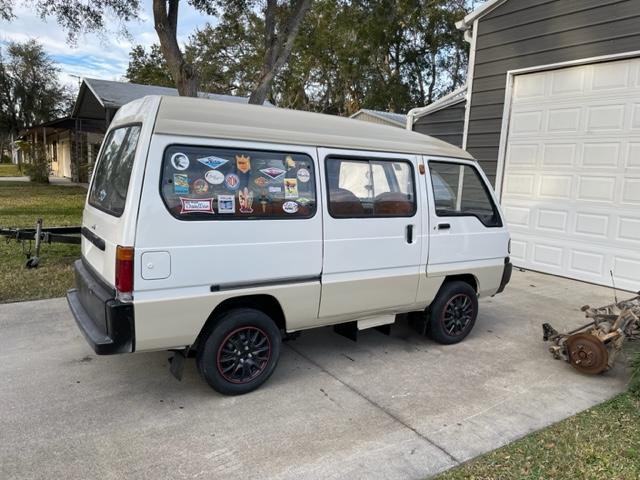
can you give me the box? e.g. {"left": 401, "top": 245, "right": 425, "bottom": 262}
{"left": 318, "top": 148, "right": 423, "bottom": 320}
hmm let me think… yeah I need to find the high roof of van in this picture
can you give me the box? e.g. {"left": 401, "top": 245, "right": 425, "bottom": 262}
{"left": 149, "top": 96, "right": 472, "bottom": 160}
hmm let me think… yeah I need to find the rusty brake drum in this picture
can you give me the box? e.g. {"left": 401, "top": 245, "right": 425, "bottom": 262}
{"left": 565, "top": 333, "right": 609, "bottom": 375}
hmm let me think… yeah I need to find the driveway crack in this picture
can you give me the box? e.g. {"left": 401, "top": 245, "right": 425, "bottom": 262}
{"left": 285, "top": 343, "right": 461, "bottom": 465}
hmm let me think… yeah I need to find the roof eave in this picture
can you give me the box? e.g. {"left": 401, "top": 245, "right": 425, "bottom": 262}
{"left": 456, "top": 0, "right": 508, "bottom": 30}
{"left": 406, "top": 85, "right": 468, "bottom": 125}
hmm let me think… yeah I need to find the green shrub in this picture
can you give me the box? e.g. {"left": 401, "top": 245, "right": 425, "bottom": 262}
{"left": 21, "top": 144, "right": 49, "bottom": 183}
{"left": 0, "top": 154, "right": 12, "bottom": 164}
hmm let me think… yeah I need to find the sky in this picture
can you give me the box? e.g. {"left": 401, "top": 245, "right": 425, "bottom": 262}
{"left": 0, "top": 0, "right": 216, "bottom": 88}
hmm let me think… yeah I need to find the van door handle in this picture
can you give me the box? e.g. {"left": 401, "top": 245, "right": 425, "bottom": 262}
{"left": 437, "top": 223, "right": 451, "bottom": 230}
{"left": 406, "top": 224, "right": 414, "bottom": 244}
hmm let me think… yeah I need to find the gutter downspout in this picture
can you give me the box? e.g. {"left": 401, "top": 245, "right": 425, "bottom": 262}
{"left": 406, "top": 108, "right": 418, "bottom": 131}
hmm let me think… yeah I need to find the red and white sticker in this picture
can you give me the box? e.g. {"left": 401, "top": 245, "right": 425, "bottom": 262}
{"left": 260, "top": 167, "right": 286, "bottom": 179}
{"left": 180, "top": 197, "right": 214, "bottom": 214}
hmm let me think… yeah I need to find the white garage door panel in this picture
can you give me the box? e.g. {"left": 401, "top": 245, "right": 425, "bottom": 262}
{"left": 502, "top": 57, "right": 640, "bottom": 292}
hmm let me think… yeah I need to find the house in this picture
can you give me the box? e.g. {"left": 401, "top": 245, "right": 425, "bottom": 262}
{"left": 20, "top": 78, "right": 269, "bottom": 182}
{"left": 350, "top": 109, "right": 407, "bottom": 128}
{"left": 406, "top": 85, "right": 467, "bottom": 147}
{"left": 409, "top": 0, "right": 640, "bottom": 292}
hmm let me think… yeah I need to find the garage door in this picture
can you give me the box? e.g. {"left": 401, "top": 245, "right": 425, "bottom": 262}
{"left": 501, "top": 57, "right": 640, "bottom": 292}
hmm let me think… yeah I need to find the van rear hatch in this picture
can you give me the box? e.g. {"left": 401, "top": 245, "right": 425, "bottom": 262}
{"left": 82, "top": 125, "right": 141, "bottom": 285}
{"left": 67, "top": 123, "right": 143, "bottom": 354}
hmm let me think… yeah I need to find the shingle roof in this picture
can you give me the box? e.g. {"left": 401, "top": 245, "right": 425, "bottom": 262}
{"left": 350, "top": 109, "right": 407, "bottom": 127}
{"left": 84, "top": 78, "right": 261, "bottom": 108}
{"left": 72, "top": 78, "right": 271, "bottom": 119}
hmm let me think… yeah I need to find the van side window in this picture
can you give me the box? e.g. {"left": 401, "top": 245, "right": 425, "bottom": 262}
{"left": 88, "top": 125, "right": 141, "bottom": 217}
{"left": 429, "top": 161, "right": 502, "bottom": 227}
{"left": 160, "top": 146, "right": 316, "bottom": 220}
{"left": 326, "top": 157, "right": 416, "bottom": 218}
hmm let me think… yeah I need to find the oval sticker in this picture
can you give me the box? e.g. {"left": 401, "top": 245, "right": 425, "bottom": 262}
{"left": 297, "top": 168, "right": 310, "bottom": 183}
{"left": 205, "top": 170, "right": 224, "bottom": 184}
{"left": 282, "top": 201, "right": 299, "bottom": 214}
{"left": 225, "top": 173, "right": 240, "bottom": 190}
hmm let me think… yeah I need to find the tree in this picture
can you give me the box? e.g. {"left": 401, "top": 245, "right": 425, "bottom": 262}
{"left": 0, "top": 40, "right": 71, "bottom": 167}
{"left": 130, "top": 0, "right": 469, "bottom": 113}
{"left": 126, "top": 44, "right": 174, "bottom": 87}
{"left": 152, "top": 0, "right": 312, "bottom": 101}
{"left": 2, "top": 1, "right": 311, "bottom": 102}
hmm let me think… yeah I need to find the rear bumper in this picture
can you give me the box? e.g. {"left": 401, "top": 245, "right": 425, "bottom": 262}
{"left": 66, "top": 259, "right": 135, "bottom": 355}
{"left": 496, "top": 258, "right": 513, "bottom": 294}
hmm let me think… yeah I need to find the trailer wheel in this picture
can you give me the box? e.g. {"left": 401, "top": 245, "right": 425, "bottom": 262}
{"left": 197, "top": 308, "right": 281, "bottom": 395}
{"left": 25, "top": 257, "right": 39, "bottom": 269}
{"left": 427, "top": 281, "right": 478, "bottom": 345}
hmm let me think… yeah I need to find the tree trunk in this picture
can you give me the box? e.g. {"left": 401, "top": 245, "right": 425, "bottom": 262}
{"left": 152, "top": 0, "right": 198, "bottom": 97}
{"left": 249, "top": 0, "right": 312, "bottom": 105}
{"left": 427, "top": 51, "right": 437, "bottom": 104}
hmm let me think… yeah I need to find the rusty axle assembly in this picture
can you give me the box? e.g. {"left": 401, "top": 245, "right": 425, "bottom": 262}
{"left": 543, "top": 294, "right": 640, "bottom": 374}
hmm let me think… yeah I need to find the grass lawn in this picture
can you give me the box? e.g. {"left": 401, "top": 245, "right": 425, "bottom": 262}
{"left": 0, "top": 164, "right": 23, "bottom": 177}
{"left": 436, "top": 391, "right": 640, "bottom": 480}
{"left": 0, "top": 181, "right": 85, "bottom": 303}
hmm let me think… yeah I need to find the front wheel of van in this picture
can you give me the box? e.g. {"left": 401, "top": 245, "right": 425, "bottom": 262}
{"left": 427, "top": 281, "right": 478, "bottom": 345}
{"left": 197, "top": 308, "right": 281, "bottom": 395}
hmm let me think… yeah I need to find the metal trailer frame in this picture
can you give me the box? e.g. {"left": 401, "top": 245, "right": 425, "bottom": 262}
{"left": 0, "top": 219, "right": 81, "bottom": 268}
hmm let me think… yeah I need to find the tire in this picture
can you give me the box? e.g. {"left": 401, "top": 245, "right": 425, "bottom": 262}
{"left": 427, "top": 281, "right": 478, "bottom": 345}
{"left": 197, "top": 308, "right": 281, "bottom": 395}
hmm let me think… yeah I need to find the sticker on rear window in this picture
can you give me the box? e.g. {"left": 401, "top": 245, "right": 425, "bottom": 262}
{"left": 173, "top": 174, "right": 189, "bottom": 194}
{"left": 236, "top": 154, "right": 251, "bottom": 174}
{"left": 205, "top": 170, "right": 224, "bottom": 185}
{"left": 297, "top": 168, "right": 310, "bottom": 183}
{"left": 171, "top": 152, "right": 190, "bottom": 171}
{"left": 180, "top": 198, "right": 214, "bottom": 214}
{"left": 217, "top": 195, "right": 235, "bottom": 213}
{"left": 284, "top": 178, "right": 298, "bottom": 198}
{"left": 225, "top": 173, "right": 240, "bottom": 190}
{"left": 283, "top": 201, "right": 299, "bottom": 214}
{"left": 197, "top": 156, "right": 228, "bottom": 170}
{"left": 193, "top": 178, "right": 209, "bottom": 194}
{"left": 239, "top": 187, "right": 254, "bottom": 214}
{"left": 260, "top": 167, "right": 285, "bottom": 180}
{"left": 254, "top": 177, "right": 268, "bottom": 187}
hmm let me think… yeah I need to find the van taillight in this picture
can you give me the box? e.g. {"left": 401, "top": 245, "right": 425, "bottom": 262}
{"left": 116, "top": 246, "right": 134, "bottom": 295}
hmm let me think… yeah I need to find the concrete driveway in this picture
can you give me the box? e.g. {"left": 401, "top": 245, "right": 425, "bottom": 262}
{"left": 0, "top": 271, "right": 630, "bottom": 480}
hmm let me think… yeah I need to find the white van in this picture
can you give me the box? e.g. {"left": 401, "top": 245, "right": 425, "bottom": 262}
{"left": 67, "top": 96, "right": 512, "bottom": 395}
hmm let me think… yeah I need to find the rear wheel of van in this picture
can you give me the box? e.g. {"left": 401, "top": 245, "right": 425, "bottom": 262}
{"left": 197, "top": 308, "right": 281, "bottom": 395}
{"left": 427, "top": 281, "right": 478, "bottom": 345}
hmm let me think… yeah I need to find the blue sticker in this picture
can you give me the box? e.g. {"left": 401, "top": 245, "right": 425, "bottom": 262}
{"left": 197, "top": 156, "right": 228, "bottom": 170}
{"left": 225, "top": 173, "right": 240, "bottom": 190}
{"left": 173, "top": 174, "right": 189, "bottom": 194}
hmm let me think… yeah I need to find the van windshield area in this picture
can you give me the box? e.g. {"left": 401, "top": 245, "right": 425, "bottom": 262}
{"left": 88, "top": 125, "right": 142, "bottom": 217}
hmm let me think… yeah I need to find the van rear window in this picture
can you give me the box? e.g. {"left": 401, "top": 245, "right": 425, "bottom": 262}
{"left": 160, "top": 146, "right": 316, "bottom": 220}
{"left": 88, "top": 125, "right": 142, "bottom": 217}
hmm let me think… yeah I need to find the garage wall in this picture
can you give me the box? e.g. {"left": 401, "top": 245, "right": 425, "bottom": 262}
{"left": 467, "top": 0, "right": 640, "bottom": 184}
{"left": 413, "top": 100, "right": 465, "bottom": 148}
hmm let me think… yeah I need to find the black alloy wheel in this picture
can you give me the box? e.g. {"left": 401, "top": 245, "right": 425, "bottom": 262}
{"left": 427, "top": 280, "right": 478, "bottom": 345}
{"left": 216, "top": 326, "right": 271, "bottom": 384}
{"left": 441, "top": 293, "right": 474, "bottom": 336}
{"left": 197, "top": 308, "right": 281, "bottom": 395}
